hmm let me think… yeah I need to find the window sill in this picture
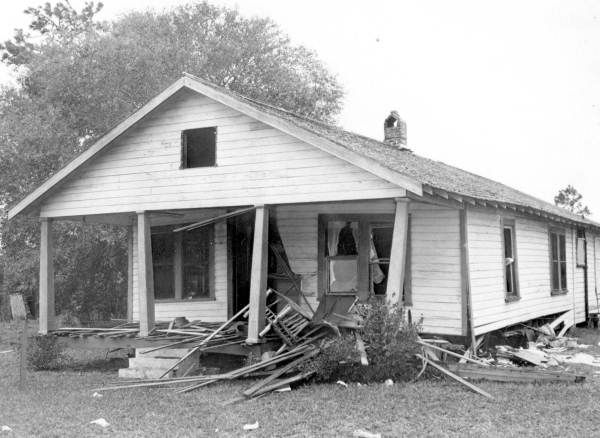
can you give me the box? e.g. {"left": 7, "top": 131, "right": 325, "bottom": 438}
{"left": 550, "top": 289, "right": 569, "bottom": 296}
{"left": 155, "top": 297, "right": 216, "bottom": 303}
{"left": 504, "top": 295, "right": 521, "bottom": 303}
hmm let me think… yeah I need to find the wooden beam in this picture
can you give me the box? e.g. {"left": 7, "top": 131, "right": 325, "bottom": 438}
{"left": 247, "top": 205, "right": 269, "bottom": 343}
{"left": 126, "top": 225, "right": 134, "bottom": 322}
{"left": 386, "top": 199, "right": 410, "bottom": 306}
{"left": 173, "top": 206, "right": 255, "bottom": 233}
{"left": 136, "top": 211, "right": 155, "bottom": 337}
{"left": 39, "top": 218, "right": 56, "bottom": 334}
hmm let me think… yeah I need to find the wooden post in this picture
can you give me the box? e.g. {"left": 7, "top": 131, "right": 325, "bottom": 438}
{"left": 126, "top": 225, "right": 134, "bottom": 322}
{"left": 386, "top": 199, "right": 410, "bottom": 306}
{"left": 246, "top": 205, "right": 269, "bottom": 344}
{"left": 39, "top": 217, "right": 56, "bottom": 334}
{"left": 136, "top": 211, "right": 155, "bottom": 337}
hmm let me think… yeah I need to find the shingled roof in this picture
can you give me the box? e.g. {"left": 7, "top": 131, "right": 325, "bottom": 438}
{"left": 190, "top": 74, "right": 597, "bottom": 228}
{"left": 8, "top": 73, "right": 598, "bottom": 229}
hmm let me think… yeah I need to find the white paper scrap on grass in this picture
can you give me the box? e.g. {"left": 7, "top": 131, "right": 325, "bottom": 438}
{"left": 90, "top": 418, "right": 110, "bottom": 428}
{"left": 92, "top": 392, "right": 103, "bottom": 398}
{"left": 242, "top": 422, "right": 259, "bottom": 431}
{"left": 1, "top": 425, "right": 12, "bottom": 432}
{"left": 336, "top": 380, "right": 348, "bottom": 387}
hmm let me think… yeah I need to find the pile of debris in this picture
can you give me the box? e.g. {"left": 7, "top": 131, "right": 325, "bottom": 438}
{"left": 95, "top": 289, "right": 356, "bottom": 402}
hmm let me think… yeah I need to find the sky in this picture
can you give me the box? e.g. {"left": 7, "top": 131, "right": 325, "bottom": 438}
{"left": 1, "top": 0, "right": 599, "bottom": 218}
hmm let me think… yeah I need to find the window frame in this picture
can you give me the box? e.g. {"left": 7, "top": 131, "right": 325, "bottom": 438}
{"left": 151, "top": 224, "right": 216, "bottom": 302}
{"left": 501, "top": 218, "right": 520, "bottom": 302}
{"left": 549, "top": 227, "right": 569, "bottom": 295}
{"left": 317, "top": 213, "right": 411, "bottom": 301}
{"left": 180, "top": 127, "right": 217, "bottom": 169}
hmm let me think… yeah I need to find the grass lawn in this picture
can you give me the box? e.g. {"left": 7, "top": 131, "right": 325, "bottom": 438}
{"left": 2, "top": 322, "right": 600, "bottom": 437}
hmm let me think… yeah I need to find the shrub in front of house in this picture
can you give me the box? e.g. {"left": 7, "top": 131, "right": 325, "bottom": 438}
{"left": 306, "top": 301, "right": 423, "bottom": 383}
{"left": 26, "top": 334, "right": 66, "bottom": 370}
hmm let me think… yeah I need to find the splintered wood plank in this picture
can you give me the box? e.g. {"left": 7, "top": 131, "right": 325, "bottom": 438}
{"left": 416, "top": 354, "right": 493, "bottom": 399}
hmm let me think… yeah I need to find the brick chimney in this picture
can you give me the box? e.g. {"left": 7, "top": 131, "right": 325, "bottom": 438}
{"left": 384, "top": 111, "right": 407, "bottom": 147}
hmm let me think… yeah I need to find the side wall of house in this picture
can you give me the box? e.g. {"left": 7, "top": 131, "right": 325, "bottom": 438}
{"left": 467, "top": 208, "right": 584, "bottom": 335}
{"left": 40, "top": 88, "right": 405, "bottom": 217}
{"left": 275, "top": 200, "right": 463, "bottom": 336}
{"left": 587, "top": 232, "right": 599, "bottom": 314}
{"left": 131, "top": 220, "right": 229, "bottom": 322}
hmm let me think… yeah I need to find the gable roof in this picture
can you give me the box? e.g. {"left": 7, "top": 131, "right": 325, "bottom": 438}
{"left": 7, "top": 73, "right": 598, "bottom": 230}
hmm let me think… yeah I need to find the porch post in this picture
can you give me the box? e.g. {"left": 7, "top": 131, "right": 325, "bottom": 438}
{"left": 126, "top": 224, "right": 134, "bottom": 322}
{"left": 136, "top": 211, "right": 155, "bottom": 336}
{"left": 39, "top": 217, "right": 56, "bottom": 334}
{"left": 386, "top": 198, "right": 410, "bottom": 306}
{"left": 246, "top": 205, "right": 269, "bottom": 344}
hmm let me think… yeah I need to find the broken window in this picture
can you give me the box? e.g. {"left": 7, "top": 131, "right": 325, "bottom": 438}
{"left": 503, "top": 220, "right": 519, "bottom": 300}
{"left": 181, "top": 127, "right": 216, "bottom": 168}
{"left": 326, "top": 221, "right": 359, "bottom": 293}
{"left": 549, "top": 229, "right": 568, "bottom": 293}
{"left": 151, "top": 225, "right": 214, "bottom": 300}
{"left": 370, "top": 225, "right": 392, "bottom": 296}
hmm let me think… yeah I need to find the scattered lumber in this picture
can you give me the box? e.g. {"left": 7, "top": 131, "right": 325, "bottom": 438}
{"left": 418, "top": 340, "right": 489, "bottom": 367}
{"left": 416, "top": 354, "right": 493, "bottom": 399}
{"left": 447, "top": 363, "right": 585, "bottom": 384}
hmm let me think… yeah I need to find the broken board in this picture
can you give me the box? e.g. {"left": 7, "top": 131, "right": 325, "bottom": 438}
{"left": 447, "top": 363, "right": 585, "bottom": 384}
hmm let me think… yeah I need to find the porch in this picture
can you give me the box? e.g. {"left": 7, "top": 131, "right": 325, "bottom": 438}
{"left": 37, "top": 197, "right": 423, "bottom": 344}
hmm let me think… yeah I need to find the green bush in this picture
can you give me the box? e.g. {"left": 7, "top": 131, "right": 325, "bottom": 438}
{"left": 307, "top": 301, "right": 423, "bottom": 383}
{"left": 26, "top": 334, "right": 66, "bottom": 370}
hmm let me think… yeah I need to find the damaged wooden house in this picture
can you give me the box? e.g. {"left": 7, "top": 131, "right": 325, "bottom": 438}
{"left": 8, "top": 73, "right": 600, "bottom": 349}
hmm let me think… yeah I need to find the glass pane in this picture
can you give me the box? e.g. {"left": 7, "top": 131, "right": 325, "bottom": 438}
{"left": 550, "top": 233, "right": 558, "bottom": 261}
{"left": 152, "top": 233, "right": 174, "bottom": 299}
{"left": 560, "top": 262, "right": 568, "bottom": 290}
{"left": 329, "top": 257, "right": 358, "bottom": 292}
{"left": 559, "top": 234, "right": 566, "bottom": 262}
{"left": 505, "top": 265, "right": 513, "bottom": 294}
{"left": 552, "top": 261, "right": 560, "bottom": 290}
{"left": 503, "top": 227, "right": 513, "bottom": 258}
{"left": 183, "top": 227, "right": 211, "bottom": 298}
{"left": 154, "top": 266, "right": 174, "bottom": 299}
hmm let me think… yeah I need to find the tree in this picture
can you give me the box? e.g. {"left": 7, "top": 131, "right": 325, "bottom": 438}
{"left": 554, "top": 185, "right": 591, "bottom": 217}
{"left": 0, "top": 1, "right": 344, "bottom": 320}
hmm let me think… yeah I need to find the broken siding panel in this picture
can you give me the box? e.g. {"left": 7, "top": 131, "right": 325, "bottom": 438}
{"left": 132, "top": 219, "right": 228, "bottom": 322}
{"left": 40, "top": 89, "right": 405, "bottom": 217}
{"left": 468, "top": 208, "right": 577, "bottom": 335}
{"left": 409, "top": 203, "right": 462, "bottom": 336}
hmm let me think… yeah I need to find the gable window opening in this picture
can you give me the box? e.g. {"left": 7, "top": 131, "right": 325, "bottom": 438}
{"left": 181, "top": 127, "right": 216, "bottom": 169}
{"left": 502, "top": 220, "right": 519, "bottom": 301}
{"left": 151, "top": 225, "right": 214, "bottom": 301}
{"left": 550, "top": 229, "right": 568, "bottom": 294}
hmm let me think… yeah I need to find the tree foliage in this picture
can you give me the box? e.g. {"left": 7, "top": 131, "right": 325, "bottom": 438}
{"left": 554, "top": 185, "right": 591, "bottom": 217}
{"left": 0, "top": 1, "right": 344, "bottom": 320}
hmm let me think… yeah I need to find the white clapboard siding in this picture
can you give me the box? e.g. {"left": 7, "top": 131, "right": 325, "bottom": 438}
{"left": 40, "top": 89, "right": 405, "bottom": 217}
{"left": 593, "top": 236, "right": 600, "bottom": 313}
{"left": 275, "top": 200, "right": 463, "bottom": 335}
{"left": 409, "top": 203, "right": 462, "bottom": 336}
{"left": 573, "top": 230, "right": 586, "bottom": 323}
{"left": 468, "top": 208, "right": 580, "bottom": 335}
{"left": 132, "top": 220, "right": 228, "bottom": 322}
